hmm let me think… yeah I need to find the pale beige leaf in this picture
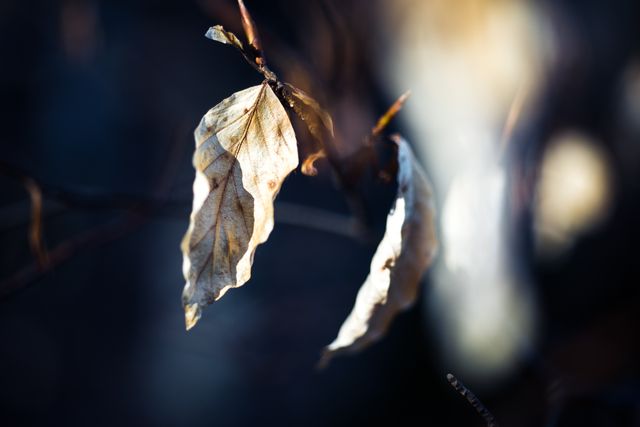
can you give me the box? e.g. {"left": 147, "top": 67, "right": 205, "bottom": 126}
{"left": 181, "top": 82, "right": 298, "bottom": 330}
{"left": 319, "top": 136, "right": 437, "bottom": 367}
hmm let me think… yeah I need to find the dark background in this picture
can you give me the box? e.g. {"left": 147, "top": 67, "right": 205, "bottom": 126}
{"left": 1, "top": 0, "right": 639, "bottom": 426}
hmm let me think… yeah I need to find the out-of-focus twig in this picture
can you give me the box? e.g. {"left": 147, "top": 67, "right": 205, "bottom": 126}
{"left": 0, "top": 186, "right": 359, "bottom": 239}
{"left": 23, "top": 178, "right": 49, "bottom": 268}
{"left": 0, "top": 212, "right": 144, "bottom": 300}
{"left": 0, "top": 170, "right": 359, "bottom": 300}
{"left": 447, "top": 373, "right": 499, "bottom": 427}
{"left": 0, "top": 161, "right": 49, "bottom": 268}
{"left": 0, "top": 121, "right": 189, "bottom": 299}
{"left": 371, "top": 91, "right": 411, "bottom": 137}
{"left": 237, "top": 0, "right": 264, "bottom": 64}
{"left": 275, "top": 201, "right": 358, "bottom": 239}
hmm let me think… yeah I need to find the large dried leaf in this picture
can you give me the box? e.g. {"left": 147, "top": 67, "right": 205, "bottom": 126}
{"left": 181, "top": 82, "right": 298, "bottom": 330}
{"left": 320, "top": 136, "right": 437, "bottom": 367}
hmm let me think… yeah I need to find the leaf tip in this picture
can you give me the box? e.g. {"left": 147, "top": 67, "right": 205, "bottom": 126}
{"left": 204, "top": 26, "right": 216, "bottom": 40}
{"left": 205, "top": 25, "right": 244, "bottom": 50}
{"left": 184, "top": 303, "right": 202, "bottom": 331}
{"left": 204, "top": 25, "right": 224, "bottom": 42}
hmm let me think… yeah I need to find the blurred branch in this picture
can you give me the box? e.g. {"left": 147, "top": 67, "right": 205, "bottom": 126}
{"left": 0, "top": 161, "right": 358, "bottom": 300}
{"left": 1, "top": 191, "right": 359, "bottom": 238}
{"left": 237, "top": 0, "right": 264, "bottom": 63}
{"left": 275, "top": 201, "right": 359, "bottom": 239}
{"left": 0, "top": 212, "right": 144, "bottom": 300}
{"left": 0, "top": 120, "right": 188, "bottom": 299}
{"left": 23, "top": 178, "right": 49, "bottom": 268}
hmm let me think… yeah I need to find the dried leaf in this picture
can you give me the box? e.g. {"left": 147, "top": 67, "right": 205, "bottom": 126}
{"left": 205, "top": 25, "right": 244, "bottom": 51}
{"left": 283, "top": 83, "right": 335, "bottom": 141}
{"left": 319, "top": 136, "right": 437, "bottom": 367}
{"left": 282, "top": 84, "right": 334, "bottom": 178}
{"left": 301, "top": 148, "right": 326, "bottom": 176}
{"left": 181, "top": 82, "right": 298, "bottom": 330}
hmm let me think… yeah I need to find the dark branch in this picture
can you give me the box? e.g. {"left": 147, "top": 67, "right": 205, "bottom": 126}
{"left": 447, "top": 373, "right": 499, "bottom": 427}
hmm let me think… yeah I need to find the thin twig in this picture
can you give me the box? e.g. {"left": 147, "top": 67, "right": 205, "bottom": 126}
{"left": 371, "top": 90, "right": 411, "bottom": 137}
{"left": 23, "top": 178, "right": 49, "bottom": 267}
{"left": 0, "top": 197, "right": 358, "bottom": 300}
{"left": 237, "top": 0, "right": 264, "bottom": 62}
{"left": 0, "top": 120, "right": 189, "bottom": 299}
{"left": 447, "top": 373, "right": 499, "bottom": 427}
{"left": 0, "top": 212, "right": 144, "bottom": 300}
{"left": 1, "top": 188, "right": 358, "bottom": 239}
{"left": 0, "top": 177, "right": 358, "bottom": 300}
{"left": 275, "top": 201, "right": 359, "bottom": 239}
{"left": 0, "top": 161, "right": 49, "bottom": 267}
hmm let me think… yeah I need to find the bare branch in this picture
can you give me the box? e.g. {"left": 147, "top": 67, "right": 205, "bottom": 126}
{"left": 0, "top": 213, "right": 144, "bottom": 300}
{"left": 275, "top": 201, "right": 359, "bottom": 239}
{"left": 447, "top": 373, "right": 499, "bottom": 427}
{"left": 0, "top": 121, "right": 189, "bottom": 298}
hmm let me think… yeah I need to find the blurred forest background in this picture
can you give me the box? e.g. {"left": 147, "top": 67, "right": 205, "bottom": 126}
{"left": 1, "top": 0, "right": 640, "bottom": 426}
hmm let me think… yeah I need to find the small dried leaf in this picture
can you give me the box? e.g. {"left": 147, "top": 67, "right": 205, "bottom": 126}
{"left": 205, "top": 25, "right": 244, "bottom": 51}
{"left": 301, "top": 149, "right": 326, "bottom": 176}
{"left": 181, "top": 82, "right": 298, "bottom": 330}
{"left": 283, "top": 83, "right": 335, "bottom": 141}
{"left": 319, "top": 136, "right": 437, "bottom": 367}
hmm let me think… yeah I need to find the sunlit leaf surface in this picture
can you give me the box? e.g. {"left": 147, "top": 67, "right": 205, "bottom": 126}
{"left": 320, "top": 136, "right": 437, "bottom": 367}
{"left": 181, "top": 82, "right": 298, "bottom": 330}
